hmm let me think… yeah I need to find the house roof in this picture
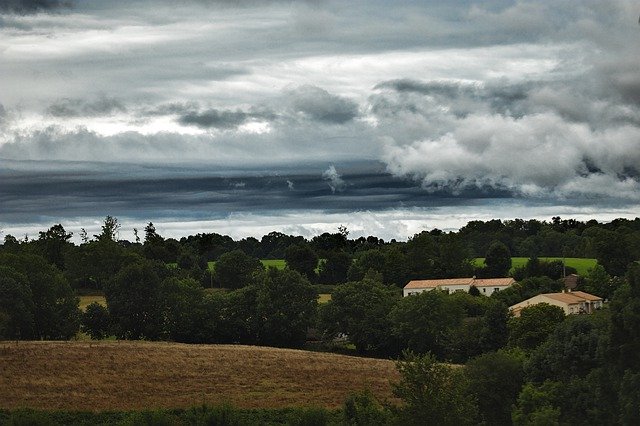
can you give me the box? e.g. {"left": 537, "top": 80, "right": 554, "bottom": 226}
{"left": 569, "top": 291, "right": 603, "bottom": 301}
{"left": 538, "top": 291, "right": 603, "bottom": 305}
{"left": 404, "top": 278, "right": 474, "bottom": 289}
{"left": 404, "top": 277, "right": 514, "bottom": 290}
{"left": 543, "top": 293, "right": 586, "bottom": 304}
{"left": 473, "top": 278, "right": 516, "bottom": 287}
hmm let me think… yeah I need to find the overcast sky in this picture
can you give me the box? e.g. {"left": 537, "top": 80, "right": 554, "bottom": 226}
{"left": 1, "top": 0, "right": 639, "bottom": 241}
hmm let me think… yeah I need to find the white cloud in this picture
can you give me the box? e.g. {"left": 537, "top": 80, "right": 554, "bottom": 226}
{"left": 322, "top": 165, "right": 346, "bottom": 193}
{"left": 381, "top": 112, "right": 640, "bottom": 198}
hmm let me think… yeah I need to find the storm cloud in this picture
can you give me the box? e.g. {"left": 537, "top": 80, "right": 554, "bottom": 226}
{"left": 285, "top": 85, "right": 359, "bottom": 124}
{"left": 1, "top": 0, "right": 640, "bottom": 239}
{"left": 47, "top": 96, "right": 127, "bottom": 118}
{"left": 0, "top": 0, "right": 70, "bottom": 13}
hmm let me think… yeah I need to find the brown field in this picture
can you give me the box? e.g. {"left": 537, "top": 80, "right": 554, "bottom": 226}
{"left": 0, "top": 341, "right": 399, "bottom": 412}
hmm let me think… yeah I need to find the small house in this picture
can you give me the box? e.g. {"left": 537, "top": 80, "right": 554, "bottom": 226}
{"left": 509, "top": 290, "right": 603, "bottom": 317}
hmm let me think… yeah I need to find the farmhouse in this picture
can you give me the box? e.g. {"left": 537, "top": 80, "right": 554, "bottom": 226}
{"left": 403, "top": 277, "right": 515, "bottom": 297}
{"left": 509, "top": 290, "right": 603, "bottom": 317}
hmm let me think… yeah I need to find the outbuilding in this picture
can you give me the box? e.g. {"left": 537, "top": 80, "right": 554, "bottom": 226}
{"left": 403, "top": 277, "right": 515, "bottom": 297}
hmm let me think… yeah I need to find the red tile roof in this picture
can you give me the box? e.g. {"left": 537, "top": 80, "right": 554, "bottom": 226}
{"left": 542, "top": 291, "right": 603, "bottom": 304}
{"left": 404, "top": 278, "right": 474, "bottom": 289}
{"left": 473, "top": 278, "right": 516, "bottom": 287}
{"left": 404, "top": 277, "right": 514, "bottom": 289}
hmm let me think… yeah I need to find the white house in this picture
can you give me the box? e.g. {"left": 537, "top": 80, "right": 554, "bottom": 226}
{"left": 509, "top": 291, "right": 603, "bottom": 317}
{"left": 403, "top": 277, "right": 515, "bottom": 297}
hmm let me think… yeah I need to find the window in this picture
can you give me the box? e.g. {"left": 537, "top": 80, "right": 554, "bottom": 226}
{"left": 494, "top": 288, "right": 500, "bottom": 292}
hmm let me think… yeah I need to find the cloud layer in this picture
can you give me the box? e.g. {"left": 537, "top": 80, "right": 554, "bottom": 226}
{"left": 1, "top": 0, "right": 639, "bottom": 237}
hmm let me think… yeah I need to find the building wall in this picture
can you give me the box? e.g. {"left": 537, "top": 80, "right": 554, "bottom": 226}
{"left": 403, "top": 284, "right": 471, "bottom": 297}
{"left": 509, "top": 295, "right": 572, "bottom": 317}
{"left": 404, "top": 284, "right": 511, "bottom": 297}
{"left": 477, "top": 286, "right": 508, "bottom": 297}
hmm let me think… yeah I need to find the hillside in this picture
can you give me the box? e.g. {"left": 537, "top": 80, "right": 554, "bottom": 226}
{"left": 0, "top": 341, "right": 399, "bottom": 412}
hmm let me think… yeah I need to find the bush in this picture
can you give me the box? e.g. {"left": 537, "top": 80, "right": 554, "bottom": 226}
{"left": 81, "top": 302, "right": 111, "bottom": 340}
{"left": 343, "top": 390, "right": 391, "bottom": 425}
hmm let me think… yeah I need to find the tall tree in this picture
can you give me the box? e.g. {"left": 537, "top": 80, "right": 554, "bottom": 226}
{"left": 255, "top": 268, "right": 317, "bottom": 347}
{"left": 394, "top": 351, "right": 478, "bottom": 426}
{"left": 318, "top": 250, "right": 351, "bottom": 285}
{"left": 466, "top": 351, "right": 525, "bottom": 426}
{"left": 0, "top": 252, "right": 79, "bottom": 339}
{"left": 390, "top": 290, "right": 463, "bottom": 358}
{"left": 508, "top": 303, "right": 565, "bottom": 352}
{"left": 319, "top": 272, "right": 398, "bottom": 353}
{"left": 36, "top": 224, "right": 73, "bottom": 270}
{"left": 95, "top": 215, "right": 120, "bottom": 242}
{"left": 0, "top": 266, "right": 35, "bottom": 339}
{"left": 484, "top": 241, "right": 512, "bottom": 277}
{"left": 212, "top": 249, "right": 263, "bottom": 289}
{"left": 105, "top": 260, "right": 163, "bottom": 339}
{"left": 284, "top": 244, "right": 318, "bottom": 282}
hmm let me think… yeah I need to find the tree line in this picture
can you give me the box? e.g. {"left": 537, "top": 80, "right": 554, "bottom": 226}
{"left": 2, "top": 216, "right": 640, "bottom": 423}
{"left": 3, "top": 215, "right": 639, "bottom": 292}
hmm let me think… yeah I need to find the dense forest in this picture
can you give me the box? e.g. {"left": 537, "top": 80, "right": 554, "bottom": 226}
{"left": 1, "top": 215, "right": 640, "bottom": 424}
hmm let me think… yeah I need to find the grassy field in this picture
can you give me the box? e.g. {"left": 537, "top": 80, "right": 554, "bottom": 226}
{"left": 0, "top": 341, "right": 399, "bottom": 411}
{"left": 78, "top": 295, "right": 107, "bottom": 311}
{"left": 261, "top": 259, "right": 287, "bottom": 269}
{"left": 473, "top": 257, "right": 597, "bottom": 275}
{"left": 318, "top": 294, "right": 332, "bottom": 304}
{"left": 203, "top": 259, "right": 287, "bottom": 271}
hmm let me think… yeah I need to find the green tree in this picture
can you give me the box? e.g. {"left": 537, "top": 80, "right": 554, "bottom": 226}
{"left": 158, "top": 277, "right": 205, "bottom": 342}
{"left": 64, "top": 237, "right": 141, "bottom": 290}
{"left": 493, "top": 276, "right": 563, "bottom": 307}
{"left": 143, "top": 222, "right": 173, "bottom": 263}
{"left": 319, "top": 272, "right": 397, "bottom": 353}
{"left": 619, "top": 370, "right": 640, "bottom": 425}
{"left": 0, "top": 252, "right": 79, "bottom": 339}
{"left": 318, "top": 250, "right": 351, "bottom": 285}
{"left": 587, "top": 227, "right": 634, "bottom": 277}
{"left": 609, "top": 263, "right": 640, "bottom": 370}
{"left": 525, "top": 313, "right": 608, "bottom": 383}
{"left": 508, "top": 303, "right": 565, "bottom": 352}
{"left": 512, "top": 381, "right": 562, "bottom": 426}
{"left": 466, "top": 350, "right": 525, "bottom": 426}
{"left": 582, "top": 264, "right": 617, "bottom": 299}
{"left": 255, "top": 268, "right": 317, "bottom": 347}
{"left": 95, "top": 215, "right": 120, "bottom": 242}
{"left": 393, "top": 351, "right": 478, "bottom": 426}
{"left": 405, "top": 231, "right": 473, "bottom": 280}
{"left": 381, "top": 246, "right": 410, "bottom": 287}
{"left": 0, "top": 266, "right": 35, "bottom": 339}
{"left": 484, "top": 241, "right": 512, "bottom": 277}
{"left": 212, "top": 249, "right": 263, "bottom": 289}
{"left": 478, "top": 300, "right": 510, "bottom": 352}
{"left": 390, "top": 290, "right": 463, "bottom": 358}
{"left": 342, "top": 390, "right": 390, "bottom": 426}
{"left": 347, "top": 249, "right": 385, "bottom": 282}
{"left": 284, "top": 244, "right": 318, "bottom": 282}
{"left": 81, "top": 302, "right": 111, "bottom": 340}
{"left": 105, "top": 260, "right": 163, "bottom": 339}
{"left": 219, "top": 285, "right": 260, "bottom": 344}
{"left": 36, "top": 224, "right": 73, "bottom": 270}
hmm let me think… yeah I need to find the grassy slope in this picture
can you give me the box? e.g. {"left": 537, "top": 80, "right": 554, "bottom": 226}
{"left": 473, "top": 257, "right": 597, "bottom": 275}
{"left": 0, "top": 341, "right": 398, "bottom": 412}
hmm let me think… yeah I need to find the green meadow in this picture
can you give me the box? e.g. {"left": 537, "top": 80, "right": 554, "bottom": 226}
{"left": 473, "top": 257, "right": 597, "bottom": 275}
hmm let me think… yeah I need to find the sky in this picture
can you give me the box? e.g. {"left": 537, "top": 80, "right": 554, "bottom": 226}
{"left": 1, "top": 0, "right": 639, "bottom": 242}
